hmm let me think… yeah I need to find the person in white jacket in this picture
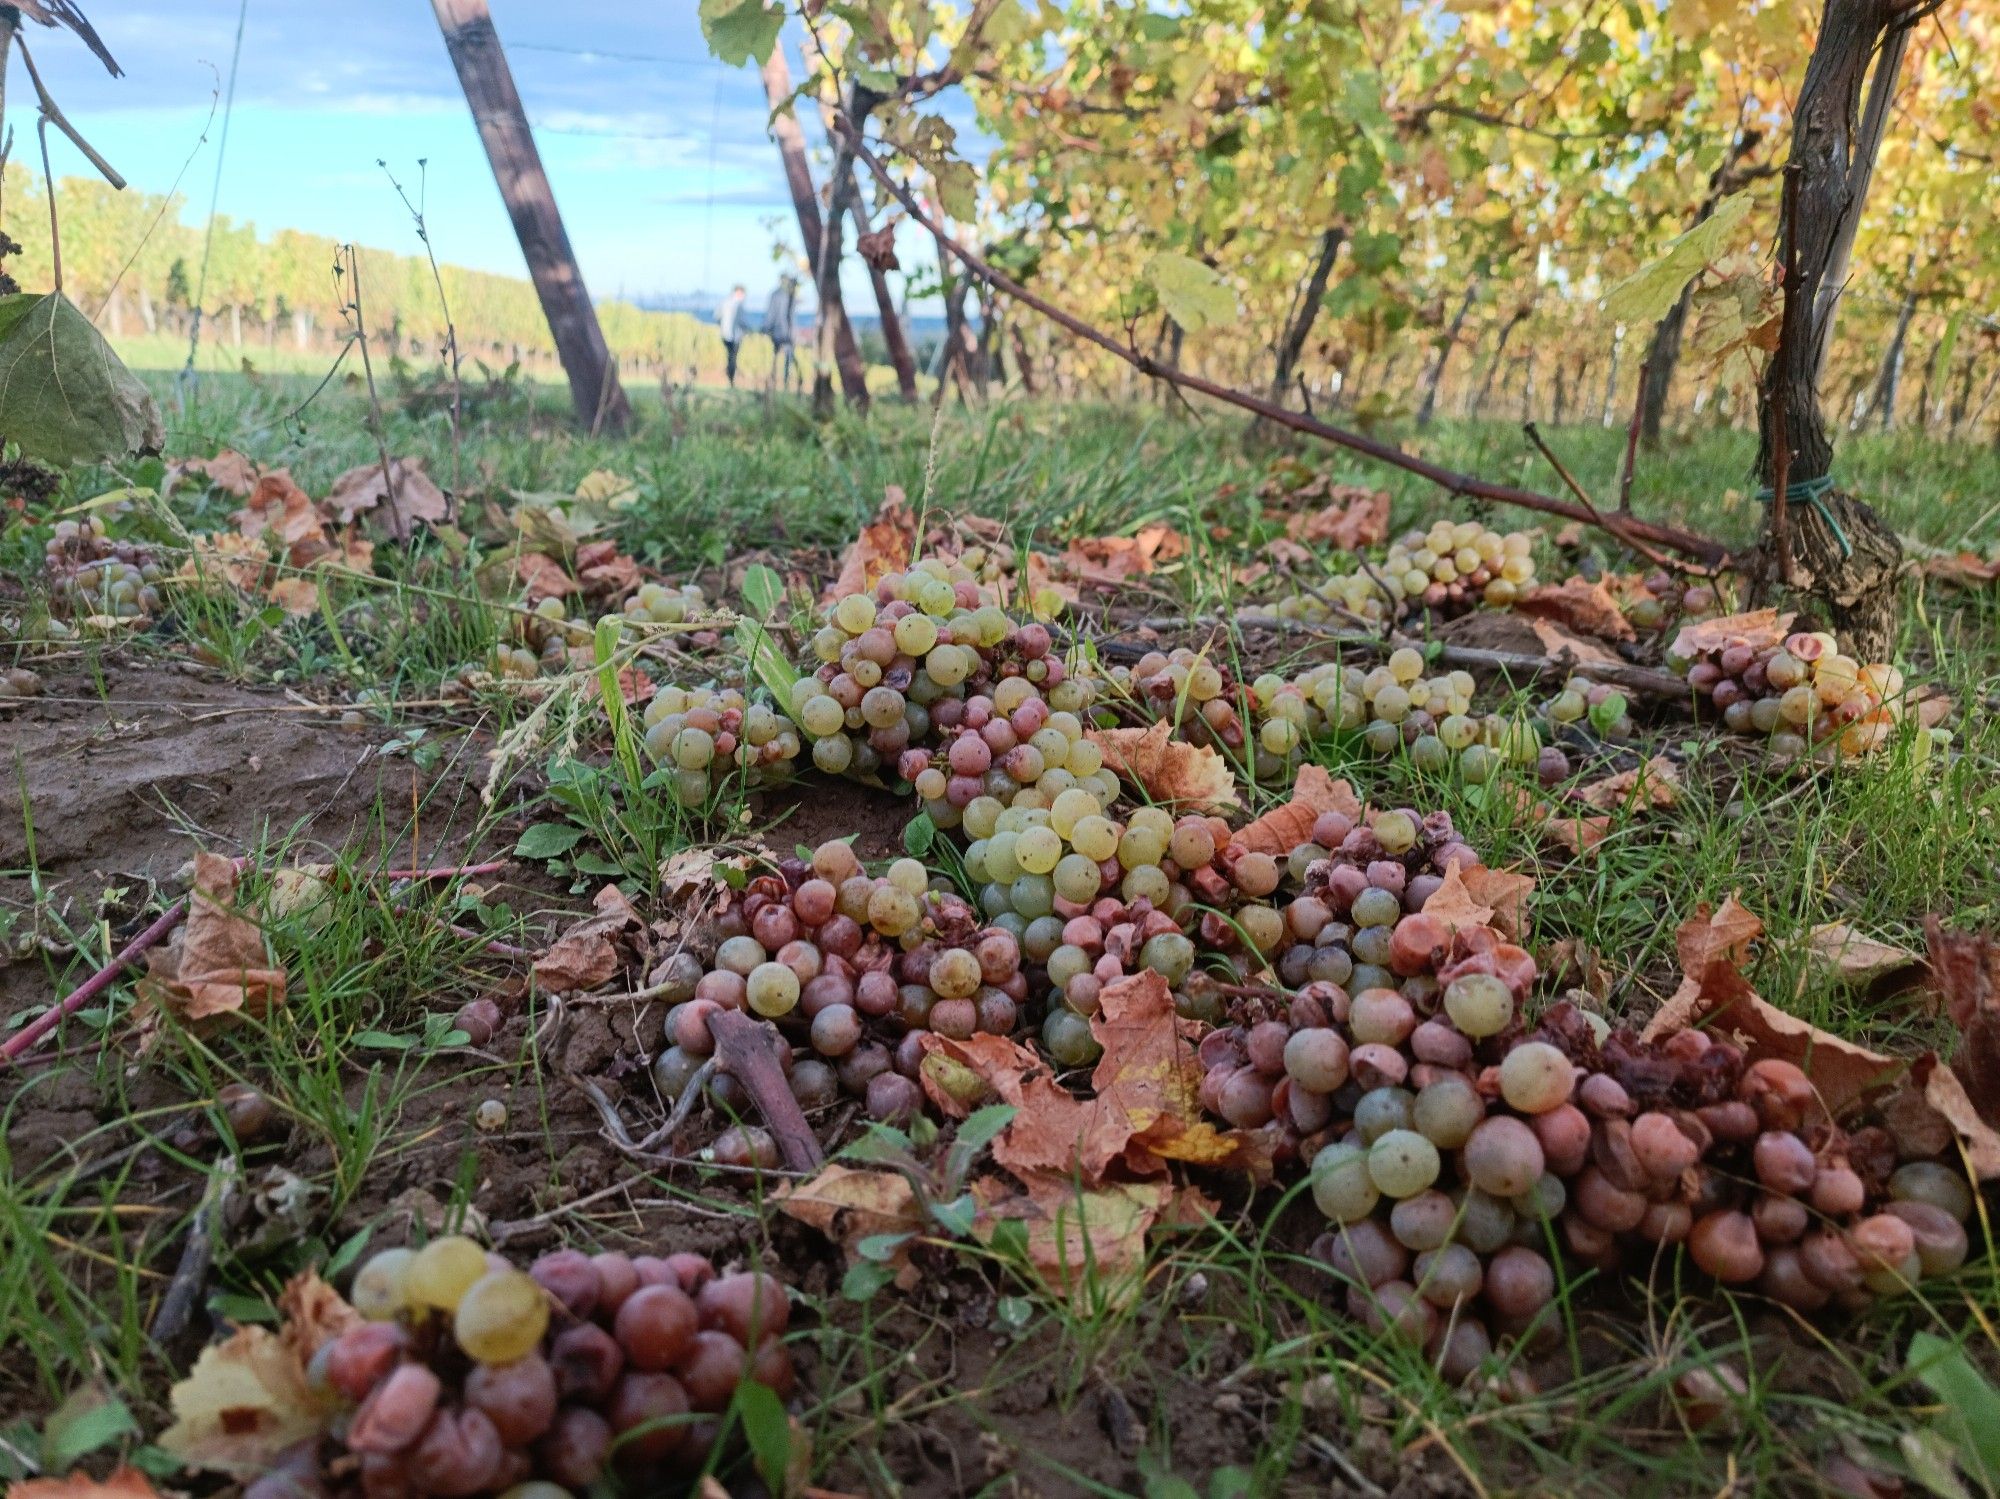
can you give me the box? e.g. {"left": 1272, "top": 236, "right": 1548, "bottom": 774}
{"left": 717, "top": 285, "right": 747, "bottom": 387}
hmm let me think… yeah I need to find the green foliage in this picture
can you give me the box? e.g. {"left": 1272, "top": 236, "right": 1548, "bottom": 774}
{"left": 0, "top": 292, "right": 163, "bottom": 466}
{"left": 699, "top": 0, "right": 784, "bottom": 66}
{"left": 1145, "top": 252, "right": 1237, "bottom": 335}
{"left": 1601, "top": 190, "right": 1757, "bottom": 326}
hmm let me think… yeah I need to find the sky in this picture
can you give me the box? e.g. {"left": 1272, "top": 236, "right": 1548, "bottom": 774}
{"left": 15, "top": 0, "right": 958, "bottom": 312}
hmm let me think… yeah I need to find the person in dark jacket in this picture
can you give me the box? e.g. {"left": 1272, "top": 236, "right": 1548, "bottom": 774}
{"left": 764, "top": 275, "right": 798, "bottom": 393}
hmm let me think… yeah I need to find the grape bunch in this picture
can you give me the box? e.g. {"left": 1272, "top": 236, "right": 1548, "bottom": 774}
{"left": 1198, "top": 901, "right": 1974, "bottom": 1382}
{"left": 1622, "top": 570, "right": 1721, "bottom": 633}
{"left": 788, "top": 559, "right": 1099, "bottom": 792}
{"left": 620, "top": 581, "right": 709, "bottom": 627}
{"left": 259, "top": 1238, "right": 794, "bottom": 1498}
{"left": 1667, "top": 627, "right": 1940, "bottom": 761}
{"left": 1381, "top": 521, "right": 1538, "bottom": 614}
{"left": 1536, "top": 674, "right": 1636, "bottom": 758}
{"left": 1239, "top": 654, "right": 1544, "bottom": 788}
{"left": 649, "top": 841, "right": 1032, "bottom": 1126}
{"left": 904, "top": 672, "right": 1117, "bottom": 825}
{"left": 641, "top": 682, "right": 803, "bottom": 807}
{"left": 1100, "top": 647, "right": 1249, "bottom": 759}
{"left": 44, "top": 517, "right": 163, "bottom": 621}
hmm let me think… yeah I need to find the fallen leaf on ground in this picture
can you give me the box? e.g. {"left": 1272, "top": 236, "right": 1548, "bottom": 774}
{"left": 167, "top": 448, "right": 261, "bottom": 498}
{"left": 1420, "top": 863, "right": 1495, "bottom": 934}
{"left": 277, "top": 1269, "right": 359, "bottom": 1369}
{"left": 776, "top": 1165, "right": 924, "bottom": 1288}
{"left": 8, "top": 1469, "right": 164, "bottom": 1499}
{"left": 1230, "top": 764, "right": 1362, "bottom": 857}
{"left": 822, "top": 486, "right": 917, "bottom": 606}
{"left": 1807, "top": 923, "right": 1925, "bottom": 994}
{"left": 1920, "top": 550, "right": 2000, "bottom": 587}
{"left": 1525, "top": 617, "right": 1627, "bottom": 669}
{"left": 158, "top": 1318, "right": 330, "bottom": 1474}
{"left": 138, "top": 852, "right": 286, "bottom": 1021}
{"left": 1457, "top": 864, "right": 1534, "bottom": 942}
{"left": 1087, "top": 720, "right": 1240, "bottom": 813}
{"left": 573, "top": 469, "right": 639, "bottom": 510}
{"left": 533, "top": 884, "right": 643, "bottom": 992}
{"left": 1500, "top": 785, "right": 1612, "bottom": 855}
{"left": 1280, "top": 485, "right": 1390, "bottom": 551}
{"left": 1670, "top": 607, "right": 1792, "bottom": 661}
{"left": 326, "top": 457, "right": 450, "bottom": 542}
{"left": 266, "top": 577, "right": 321, "bottom": 616}
{"left": 973, "top": 1175, "right": 1172, "bottom": 1308}
{"left": 1576, "top": 756, "right": 1683, "bottom": 811}
{"left": 1055, "top": 523, "right": 1188, "bottom": 589}
{"left": 1516, "top": 578, "right": 1636, "bottom": 642}
{"left": 574, "top": 539, "right": 641, "bottom": 600}
{"left": 516, "top": 551, "right": 577, "bottom": 602}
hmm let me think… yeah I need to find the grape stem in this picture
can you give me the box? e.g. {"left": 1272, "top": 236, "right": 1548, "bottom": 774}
{"left": 707, "top": 1009, "right": 826, "bottom": 1172}
{"left": 150, "top": 1157, "right": 237, "bottom": 1343}
{"left": 0, "top": 899, "right": 189, "bottom": 1067}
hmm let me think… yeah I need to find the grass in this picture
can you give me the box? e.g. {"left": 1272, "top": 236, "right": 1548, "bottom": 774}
{"left": 5, "top": 371, "right": 2000, "bottom": 1492}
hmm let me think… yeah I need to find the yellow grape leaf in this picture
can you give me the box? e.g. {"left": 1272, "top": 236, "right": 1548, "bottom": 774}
{"left": 573, "top": 469, "right": 639, "bottom": 510}
{"left": 1144, "top": 252, "right": 1237, "bottom": 335}
{"left": 1602, "top": 191, "right": 1757, "bottom": 327}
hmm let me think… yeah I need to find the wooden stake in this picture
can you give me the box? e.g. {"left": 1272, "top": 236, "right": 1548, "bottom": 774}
{"left": 428, "top": 0, "right": 629, "bottom": 432}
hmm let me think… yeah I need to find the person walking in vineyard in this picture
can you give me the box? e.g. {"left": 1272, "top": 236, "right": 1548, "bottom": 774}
{"left": 764, "top": 274, "right": 799, "bottom": 394}
{"left": 717, "top": 284, "right": 748, "bottom": 388}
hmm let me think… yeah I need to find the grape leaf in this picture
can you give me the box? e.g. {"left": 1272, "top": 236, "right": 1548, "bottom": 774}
{"left": 698, "top": 0, "right": 782, "bottom": 67}
{"left": 739, "top": 561, "right": 784, "bottom": 617}
{"left": 514, "top": 822, "right": 585, "bottom": 859}
{"left": 1144, "top": 252, "right": 1237, "bottom": 335}
{"left": 0, "top": 291, "right": 163, "bottom": 467}
{"left": 1602, "top": 190, "right": 1756, "bottom": 326}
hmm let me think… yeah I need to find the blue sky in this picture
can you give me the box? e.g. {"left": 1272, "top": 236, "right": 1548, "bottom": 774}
{"left": 17, "top": 0, "right": 954, "bottom": 310}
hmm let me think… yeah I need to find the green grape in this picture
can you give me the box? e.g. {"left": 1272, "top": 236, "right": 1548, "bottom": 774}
{"left": 887, "top": 859, "right": 929, "bottom": 896}
{"left": 926, "top": 643, "right": 970, "bottom": 686}
{"left": 1368, "top": 1130, "right": 1442, "bottom": 1198}
{"left": 1121, "top": 864, "right": 1170, "bottom": 906}
{"left": 747, "top": 962, "right": 801, "bottom": 1017}
{"left": 352, "top": 1247, "right": 416, "bottom": 1320}
{"left": 454, "top": 1269, "right": 551, "bottom": 1364}
{"left": 1010, "top": 873, "right": 1056, "bottom": 918}
{"left": 1117, "top": 826, "right": 1167, "bottom": 870}
{"left": 963, "top": 796, "right": 1003, "bottom": 839}
{"left": 1070, "top": 815, "right": 1120, "bottom": 862}
{"left": 1047, "top": 944, "right": 1091, "bottom": 989}
{"left": 1443, "top": 973, "right": 1513, "bottom": 1038}
{"left": 1413, "top": 1075, "right": 1484, "bottom": 1149}
{"left": 1043, "top": 1008, "right": 1101, "bottom": 1067}
{"left": 672, "top": 728, "right": 714, "bottom": 770}
{"left": 1169, "top": 819, "right": 1215, "bottom": 868}
{"left": 813, "top": 735, "right": 854, "bottom": 774}
{"left": 406, "top": 1235, "right": 491, "bottom": 1312}
{"left": 1373, "top": 811, "right": 1418, "bottom": 855}
{"left": 1054, "top": 853, "right": 1103, "bottom": 903}
{"left": 1066, "top": 738, "right": 1103, "bottom": 775}
{"left": 1139, "top": 932, "right": 1194, "bottom": 984}
{"left": 1310, "top": 1142, "right": 1380, "bottom": 1223}
{"left": 1016, "top": 826, "right": 1063, "bottom": 875}
{"left": 893, "top": 614, "right": 939, "bottom": 656}
{"left": 833, "top": 594, "right": 876, "bottom": 634}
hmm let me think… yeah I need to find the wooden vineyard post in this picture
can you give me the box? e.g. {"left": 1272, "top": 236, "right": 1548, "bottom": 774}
{"left": 429, "top": 0, "right": 630, "bottom": 432}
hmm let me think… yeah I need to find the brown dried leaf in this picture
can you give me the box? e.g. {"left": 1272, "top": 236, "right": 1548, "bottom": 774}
{"left": 1670, "top": 607, "right": 1792, "bottom": 661}
{"left": 972, "top": 1174, "right": 1172, "bottom": 1309}
{"left": 822, "top": 485, "right": 917, "bottom": 606}
{"left": 1806, "top": 923, "right": 1924, "bottom": 993}
{"left": 158, "top": 1321, "right": 330, "bottom": 1474}
{"left": 168, "top": 448, "right": 263, "bottom": 498}
{"left": 138, "top": 852, "right": 286, "bottom": 1021}
{"left": 1515, "top": 578, "right": 1636, "bottom": 643}
{"left": 1524, "top": 617, "right": 1626, "bottom": 670}
{"left": 1926, "top": 921, "right": 2000, "bottom": 1153}
{"left": 325, "top": 458, "right": 450, "bottom": 542}
{"left": 575, "top": 540, "right": 641, "bottom": 601}
{"left": 1575, "top": 755, "right": 1683, "bottom": 811}
{"left": 8, "top": 1470, "right": 164, "bottom": 1499}
{"left": 1922, "top": 550, "right": 2000, "bottom": 588}
{"left": 1230, "top": 764, "right": 1362, "bottom": 857}
{"left": 277, "top": 1270, "right": 360, "bottom": 1369}
{"left": 1086, "top": 719, "right": 1239, "bottom": 813}
{"left": 516, "top": 551, "right": 578, "bottom": 602}
{"left": 1458, "top": 864, "right": 1534, "bottom": 943}
{"left": 1421, "top": 863, "right": 1495, "bottom": 934}
{"left": 266, "top": 577, "right": 320, "bottom": 617}
{"left": 855, "top": 225, "right": 900, "bottom": 271}
{"left": 1054, "top": 524, "right": 1190, "bottom": 589}
{"left": 1280, "top": 484, "right": 1391, "bottom": 551}
{"left": 776, "top": 1164, "right": 923, "bottom": 1288}
{"left": 532, "top": 884, "right": 642, "bottom": 993}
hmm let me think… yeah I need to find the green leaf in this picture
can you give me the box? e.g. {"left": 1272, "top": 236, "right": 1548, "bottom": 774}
{"left": 698, "top": 0, "right": 783, "bottom": 67}
{"left": 1145, "top": 252, "right": 1236, "bottom": 335}
{"left": 1602, "top": 190, "right": 1756, "bottom": 326}
{"left": 995, "top": 1294, "right": 1032, "bottom": 1332}
{"left": 0, "top": 292, "right": 163, "bottom": 467}
{"left": 1350, "top": 230, "right": 1402, "bottom": 275}
{"left": 43, "top": 1387, "right": 137, "bottom": 1469}
{"left": 842, "top": 1259, "right": 897, "bottom": 1301}
{"left": 929, "top": 1192, "right": 977, "bottom": 1237}
{"left": 1138, "top": 1449, "right": 1203, "bottom": 1499}
{"left": 326, "top": 1225, "right": 373, "bottom": 1278}
{"left": 1909, "top": 1332, "right": 2000, "bottom": 1486}
{"left": 933, "top": 158, "right": 979, "bottom": 221}
{"left": 514, "top": 822, "right": 585, "bottom": 859}
{"left": 858, "top": 1231, "right": 914, "bottom": 1262}
{"left": 903, "top": 811, "right": 936, "bottom": 857}
{"left": 953, "top": 1103, "right": 1018, "bottom": 1155}
{"left": 572, "top": 852, "right": 627, "bottom": 877}
{"left": 1901, "top": 1427, "right": 1975, "bottom": 1499}
{"left": 732, "top": 1380, "right": 794, "bottom": 1494}
{"left": 736, "top": 616, "right": 799, "bottom": 711}
{"left": 839, "top": 1122, "right": 914, "bottom": 1162}
{"left": 740, "top": 561, "right": 785, "bottom": 618}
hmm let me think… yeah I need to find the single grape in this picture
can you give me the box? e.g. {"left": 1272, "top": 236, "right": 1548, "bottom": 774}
{"left": 455, "top": 1270, "right": 551, "bottom": 1364}
{"left": 1463, "top": 1117, "right": 1544, "bottom": 1199}
{"left": 1443, "top": 972, "right": 1513, "bottom": 1038}
{"left": 614, "top": 1284, "right": 699, "bottom": 1370}
{"left": 465, "top": 1354, "right": 558, "bottom": 1446}
{"left": 1310, "top": 1142, "right": 1380, "bottom": 1223}
{"left": 406, "top": 1236, "right": 491, "bottom": 1313}
{"left": 1368, "top": 1129, "right": 1442, "bottom": 1198}
{"left": 1498, "top": 1042, "right": 1574, "bottom": 1114}
{"left": 352, "top": 1246, "right": 417, "bottom": 1321}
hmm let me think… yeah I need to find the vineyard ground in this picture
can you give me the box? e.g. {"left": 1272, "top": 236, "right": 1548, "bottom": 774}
{"left": 4, "top": 376, "right": 2000, "bottom": 1496}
